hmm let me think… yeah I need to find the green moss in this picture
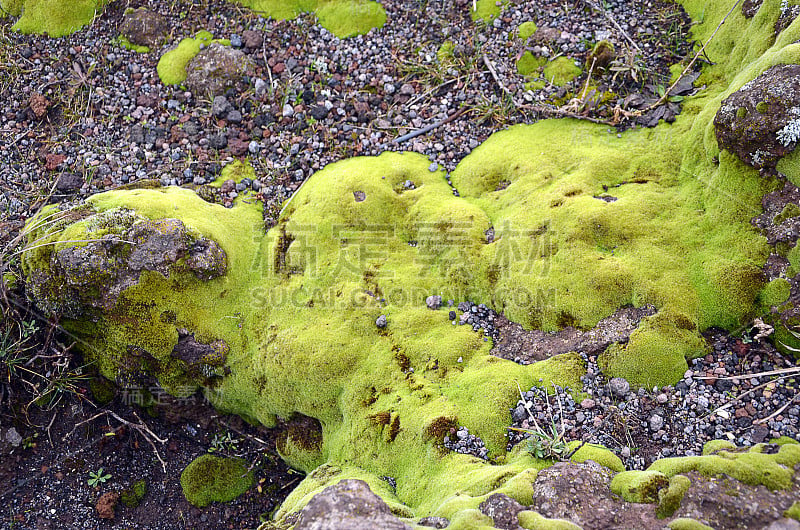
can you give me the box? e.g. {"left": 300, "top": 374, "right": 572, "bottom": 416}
{"left": 518, "top": 21, "right": 537, "bottom": 41}
{"left": 777, "top": 146, "right": 800, "bottom": 186}
{"left": 667, "top": 518, "right": 714, "bottom": 530}
{"left": 471, "top": 0, "right": 507, "bottom": 21}
{"left": 610, "top": 470, "right": 669, "bottom": 503}
{"left": 11, "top": 0, "right": 103, "bottom": 36}
{"left": 518, "top": 511, "right": 582, "bottom": 530}
{"left": 20, "top": 0, "right": 800, "bottom": 522}
{"left": 0, "top": 0, "right": 23, "bottom": 16}
{"left": 157, "top": 31, "right": 227, "bottom": 86}
{"left": 517, "top": 51, "right": 546, "bottom": 77}
{"left": 447, "top": 508, "right": 494, "bottom": 529}
{"left": 756, "top": 101, "right": 769, "bottom": 113}
{"left": 669, "top": 63, "right": 685, "bottom": 84}
{"left": 599, "top": 312, "right": 707, "bottom": 389}
{"left": 525, "top": 79, "right": 547, "bottom": 91}
{"left": 785, "top": 501, "right": 800, "bottom": 521}
{"left": 648, "top": 442, "right": 800, "bottom": 491}
{"left": 315, "top": 0, "right": 386, "bottom": 38}
{"left": 180, "top": 454, "right": 253, "bottom": 507}
{"left": 760, "top": 278, "right": 791, "bottom": 307}
{"left": 117, "top": 35, "right": 150, "bottom": 53}
{"left": 438, "top": 40, "right": 456, "bottom": 63}
{"left": 774, "top": 203, "right": 800, "bottom": 225}
{"left": 567, "top": 441, "right": 624, "bottom": 472}
{"left": 702, "top": 439, "right": 736, "bottom": 455}
{"left": 2, "top": 272, "right": 17, "bottom": 291}
{"left": 656, "top": 474, "right": 691, "bottom": 518}
{"left": 237, "top": 0, "right": 385, "bottom": 38}
{"left": 543, "top": 57, "right": 582, "bottom": 87}
{"left": 736, "top": 107, "right": 748, "bottom": 119}
{"left": 120, "top": 479, "right": 147, "bottom": 508}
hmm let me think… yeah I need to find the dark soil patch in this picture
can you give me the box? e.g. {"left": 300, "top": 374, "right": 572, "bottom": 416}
{"left": 0, "top": 373, "right": 296, "bottom": 529}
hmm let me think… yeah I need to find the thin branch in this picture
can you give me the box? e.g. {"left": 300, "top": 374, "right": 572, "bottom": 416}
{"left": 693, "top": 366, "right": 800, "bottom": 381}
{"left": 482, "top": 53, "right": 518, "bottom": 106}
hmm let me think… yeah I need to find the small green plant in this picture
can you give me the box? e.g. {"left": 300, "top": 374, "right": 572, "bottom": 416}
{"left": 208, "top": 431, "right": 240, "bottom": 453}
{"left": 88, "top": 468, "right": 112, "bottom": 487}
{"left": 511, "top": 420, "right": 570, "bottom": 460}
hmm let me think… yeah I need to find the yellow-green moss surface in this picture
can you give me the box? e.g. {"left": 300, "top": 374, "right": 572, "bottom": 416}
{"left": 543, "top": 57, "right": 582, "bottom": 86}
{"left": 785, "top": 501, "right": 800, "bottom": 521}
{"left": 9, "top": 0, "right": 105, "bottom": 36}
{"left": 518, "top": 21, "right": 537, "bottom": 41}
{"left": 471, "top": 0, "right": 508, "bottom": 22}
{"left": 236, "top": 0, "right": 385, "bottom": 37}
{"left": 157, "top": 31, "right": 230, "bottom": 86}
{"left": 180, "top": 454, "right": 253, "bottom": 507}
{"left": 517, "top": 51, "right": 546, "bottom": 77}
{"left": 5, "top": 0, "right": 384, "bottom": 38}
{"left": 0, "top": 0, "right": 23, "bottom": 17}
{"left": 610, "top": 469, "right": 669, "bottom": 503}
{"left": 647, "top": 441, "right": 800, "bottom": 490}
{"left": 517, "top": 511, "right": 582, "bottom": 530}
{"left": 117, "top": 35, "right": 150, "bottom": 53}
{"left": 656, "top": 474, "right": 691, "bottom": 518}
{"left": 18, "top": 0, "right": 800, "bottom": 524}
{"left": 668, "top": 518, "right": 715, "bottom": 530}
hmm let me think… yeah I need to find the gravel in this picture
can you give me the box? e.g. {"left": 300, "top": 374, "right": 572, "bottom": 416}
{"left": 0, "top": 0, "right": 696, "bottom": 220}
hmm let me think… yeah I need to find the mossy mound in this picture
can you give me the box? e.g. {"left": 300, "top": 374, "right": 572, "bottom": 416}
{"left": 647, "top": 441, "right": 800, "bottom": 491}
{"left": 471, "top": 0, "right": 508, "bottom": 22}
{"left": 517, "top": 51, "right": 546, "bottom": 77}
{"left": 6, "top": 0, "right": 105, "bottom": 36}
{"left": 120, "top": 479, "right": 147, "bottom": 508}
{"left": 542, "top": 57, "right": 582, "bottom": 87}
{"left": 180, "top": 454, "right": 253, "bottom": 507}
{"left": 236, "top": 0, "right": 385, "bottom": 38}
{"left": 518, "top": 21, "right": 537, "bottom": 41}
{"left": 4, "top": 0, "right": 384, "bottom": 38}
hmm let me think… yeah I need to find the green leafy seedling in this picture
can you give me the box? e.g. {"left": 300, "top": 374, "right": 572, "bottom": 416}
{"left": 88, "top": 468, "right": 112, "bottom": 487}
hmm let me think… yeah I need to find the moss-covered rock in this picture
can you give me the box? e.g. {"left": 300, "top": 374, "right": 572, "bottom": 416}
{"left": 656, "top": 474, "right": 691, "bottom": 518}
{"left": 6, "top": 0, "right": 104, "bottom": 36}
{"left": 157, "top": 31, "right": 230, "bottom": 86}
{"left": 180, "top": 454, "right": 253, "bottom": 507}
{"left": 610, "top": 470, "right": 670, "bottom": 503}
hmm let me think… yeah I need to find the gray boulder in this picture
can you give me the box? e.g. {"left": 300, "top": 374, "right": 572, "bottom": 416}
{"left": 714, "top": 64, "right": 800, "bottom": 170}
{"left": 294, "top": 479, "right": 411, "bottom": 530}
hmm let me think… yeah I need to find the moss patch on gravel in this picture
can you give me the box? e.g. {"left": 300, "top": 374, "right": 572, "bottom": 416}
{"left": 4, "top": 0, "right": 384, "bottom": 38}
{"left": 7, "top": 0, "right": 104, "bottom": 36}
{"left": 157, "top": 31, "right": 230, "bottom": 86}
{"left": 542, "top": 56, "right": 582, "bottom": 86}
{"left": 235, "top": 0, "right": 386, "bottom": 37}
{"left": 180, "top": 454, "right": 253, "bottom": 507}
{"left": 471, "top": 0, "right": 508, "bottom": 22}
